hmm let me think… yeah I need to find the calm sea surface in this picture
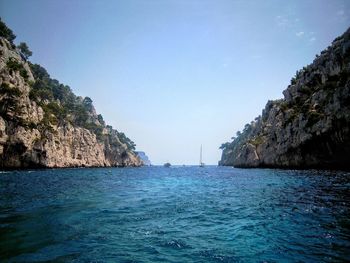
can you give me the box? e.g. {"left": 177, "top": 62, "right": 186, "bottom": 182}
{"left": 1, "top": 166, "right": 349, "bottom": 262}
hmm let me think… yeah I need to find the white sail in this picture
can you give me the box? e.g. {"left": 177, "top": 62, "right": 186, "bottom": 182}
{"left": 200, "top": 145, "right": 205, "bottom": 167}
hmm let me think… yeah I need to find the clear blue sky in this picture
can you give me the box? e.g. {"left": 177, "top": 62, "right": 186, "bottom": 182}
{"left": 1, "top": 0, "right": 349, "bottom": 165}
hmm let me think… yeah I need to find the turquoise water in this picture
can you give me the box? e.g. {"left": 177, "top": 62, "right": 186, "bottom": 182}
{"left": 1, "top": 166, "right": 349, "bottom": 262}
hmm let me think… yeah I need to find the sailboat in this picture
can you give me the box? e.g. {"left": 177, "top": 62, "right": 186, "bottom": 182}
{"left": 199, "top": 145, "right": 205, "bottom": 167}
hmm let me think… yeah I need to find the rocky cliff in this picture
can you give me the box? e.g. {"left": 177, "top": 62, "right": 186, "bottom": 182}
{"left": 0, "top": 23, "right": 142, "bottom": 169}
{"left": 220, "top": 28, "right": 350, "bottom": 170}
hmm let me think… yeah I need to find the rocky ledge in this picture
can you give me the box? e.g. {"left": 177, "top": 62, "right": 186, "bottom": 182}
{"left": 220, "top": 27, "right": 350, "bottom": 170}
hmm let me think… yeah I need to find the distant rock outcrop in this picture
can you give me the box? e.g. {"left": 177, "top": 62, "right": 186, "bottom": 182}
{"left": 136, "top": 151, "right": 151, "bottom": 166}
{"left": 220, "top": 28, "right": 350, "bottom": 170}
{"left": 0, "top": 22, "right": 142, "bottom": 169}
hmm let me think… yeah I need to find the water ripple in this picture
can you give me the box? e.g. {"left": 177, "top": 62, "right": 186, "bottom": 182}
{"left": 1, "top": 166, "right": 350, "bottom": 262}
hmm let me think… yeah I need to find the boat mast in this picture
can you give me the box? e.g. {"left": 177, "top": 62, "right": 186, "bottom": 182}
{"left": 200, "top": 144, "right": 202, "bottom": 165}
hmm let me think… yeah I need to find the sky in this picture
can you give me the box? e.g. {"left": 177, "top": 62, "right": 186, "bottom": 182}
{"left": 0, "top": 0, "right": 349, "bottom": 165}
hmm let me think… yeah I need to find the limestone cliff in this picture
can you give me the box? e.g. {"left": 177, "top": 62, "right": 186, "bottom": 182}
{"left": 220, "top": 28, "right": 350, "bottom": 170}
{"left": 0, "top": 31, "right": 142, "bottom": 168}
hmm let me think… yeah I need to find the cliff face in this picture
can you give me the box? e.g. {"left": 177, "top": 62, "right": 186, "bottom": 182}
{"left": 220, "top": 28, "right": 350, "bottom": 170}
{"left": 0, "top": 37, "right": 142, "bottom": 168}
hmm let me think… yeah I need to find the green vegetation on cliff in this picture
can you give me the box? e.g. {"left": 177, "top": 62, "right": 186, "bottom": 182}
{"left": 25, "top": 52, "right": 136, "bottom": 148}
{"left": 0, "top": 17, "right": 15, "bottom": 44}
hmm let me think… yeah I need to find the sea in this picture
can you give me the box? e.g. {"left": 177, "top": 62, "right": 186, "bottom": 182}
{"left": 1, "top": 166, "right": 349, "bottom": 262}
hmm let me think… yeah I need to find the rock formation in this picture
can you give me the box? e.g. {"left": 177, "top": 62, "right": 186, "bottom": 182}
{"left": 220, "top": 28, "right": 350, "bottom": 170}
{"left": 136, "top": 151, "right": 151, "bottom": 166}
{"left": 0, "top": 22, "right": 142, "bottom": 169}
